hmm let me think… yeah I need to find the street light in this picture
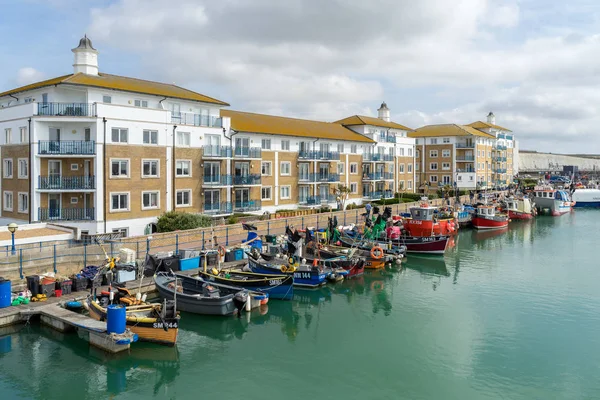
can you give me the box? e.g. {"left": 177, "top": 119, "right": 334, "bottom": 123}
{"left": 7, "top": 223, "right": 18, "bottom": 255}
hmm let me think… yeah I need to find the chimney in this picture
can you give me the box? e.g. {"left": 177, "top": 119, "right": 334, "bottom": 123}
{"left": 72, "top": 35, "right": 99, "bottom": 76}
{"left": 377, "top": 102, "right": 390, "bottom": 122}
{"left": 487, "top": 111, "right": 496, "bottom": 126}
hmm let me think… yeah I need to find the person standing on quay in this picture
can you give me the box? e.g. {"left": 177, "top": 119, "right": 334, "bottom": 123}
{"left": 365, "top": 202, "right": 372, "bottom": 219}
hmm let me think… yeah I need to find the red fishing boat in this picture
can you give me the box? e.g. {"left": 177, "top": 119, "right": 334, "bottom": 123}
{"left": 400, "top": 200, "right": 458, "bottom": 237}
{"left": 472, "top": 205, "right": 509, "bottom": 230}
{"left": 505, "top": 197, "right": 536, "bottom": 220}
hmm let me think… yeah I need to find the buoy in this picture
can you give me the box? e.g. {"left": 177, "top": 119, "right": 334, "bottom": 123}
{"left": 109, "top": 291, "right": 114, "bottom": 302}
{"left": 141, "top": 293, "right": 147, "bottom": 302}
{"left": 135, "top": 292, "right": 141, "bottom": 301}
{"left": 245, "top": 294, "right": 251, "bottom": 311}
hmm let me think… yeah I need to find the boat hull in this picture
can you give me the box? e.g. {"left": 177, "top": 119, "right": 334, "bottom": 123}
{"left": 248, "top": 256, "right": 327, "bottom": 288}
{"left": 341, "top": 233, "right": 448, "bottom": 255}
{"left": 197, "top": 271, "right": 294, "bottom": 300}
{"left": 508, "top": 210, "right": 534, "bottom": 220}
{"left": 572, "top": 189, "right": 600, "bottom": 208}
{"left": 472, "top": 216, "right": 509, "bottom": 230}
{"left": 87, "top": 299, "right": 179, "bottom": 346}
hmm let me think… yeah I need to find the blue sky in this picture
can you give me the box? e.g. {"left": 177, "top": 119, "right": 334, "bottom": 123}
{"left": 1, "top": 0, "right": 600, "bottom": 153}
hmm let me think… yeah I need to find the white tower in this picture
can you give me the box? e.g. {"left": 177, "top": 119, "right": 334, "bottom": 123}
{"left": 72, "top": 35, "right": 98, "bottom": 76}
{"left": 487, "top": 111, "right": 496, "bottom": 125}
{"left": 377, "top": 102, "right": 390, "bottom": 122}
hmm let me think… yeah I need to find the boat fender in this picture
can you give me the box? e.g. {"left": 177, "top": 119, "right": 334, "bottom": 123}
{"left": 288, "top": 256, "right": 295, "bottom": 266}
{"left": 313, "top": 258, "right": 319, "bottom": 267}
{"left": 211, "top": 268, "right": 219, "bottom": 275}
{"left": 280, "top": 265, "right": 288, "bottom": 273}
{"left": 370, "top": 246, "right": 384, "bottom": 260}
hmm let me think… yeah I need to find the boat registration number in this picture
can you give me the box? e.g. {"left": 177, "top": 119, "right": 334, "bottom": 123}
{"left": 153, "top": 322, "right": 178, "bottom": 329}
{"left": 294, "top": 272, "right": 312, "bottom": 279}
{"left": 409, "top": 220, "right": 423, "bottom": 225}
{"left": 269, "top": 279, "right": 283, "bottom": 286}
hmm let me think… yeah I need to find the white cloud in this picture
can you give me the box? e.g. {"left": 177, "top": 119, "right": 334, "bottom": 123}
{"left": 16, "top": 67, "right": 45, "bottom": 86}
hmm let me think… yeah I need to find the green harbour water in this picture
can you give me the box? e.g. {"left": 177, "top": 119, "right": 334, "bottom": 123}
{"left": 1, "top": 210, "right": 600, "bottom": 399}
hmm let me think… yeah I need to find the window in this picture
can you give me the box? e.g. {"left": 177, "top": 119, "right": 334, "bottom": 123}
{"left": 111, "top": 128, "right": 128, "bottom": 143}
{"left": 102, "top": 95, "right": 112, "bottom": 103}
{"left": 350, "top": 183, "right": 358, "bottom": 194}
{"left": 174, "top": 190, "right": 191, "bottom": 207}
{"left": 350, "top": 163, "right": 358, "bottom": 174}
{"left": 4, "top": 128, "right": 11, "bottom": 144}
{"left": 280, "top": 161, "right": 291, "bottom": 176}
{"left": 415, "top": 163, "right": 419, "bottom": 171}
{"left": 281, "top": 140, "right": 290, "bottom": 151}
{"left": 3, "top": 159, "right": 13, "bottom": 178}
{"left": 469, "top": 176, "right": 474, "bottom": 181}
{"left": 442, "top": 150, "right": 450, "bottom": 157}
{"left": 176, "top": 160, "right": 191, "bottom": 177}
{"left": 407, "top": 180, "right": 413, "bottom": 189}
{"left": 398, "top": 180, "right": 405, "bottom": 191}
{"left": 338, "top": 144, "right": 344, "bottom": 153}
{"left": 135, "top": 99, "right": 148, "bottom": 108}
{"left": 261, "top": 187, "right": 272, "bottom": 200}
{"left": 24, "top": 97, "right": 33, "bottom": 103}
{"left": 261, "top": 139, "right": 271, "bottom": 150}
{"left": 111, "top": 159, "right": 129, "bottom": 177}
{"left": 430, "top": 175, "right": 438, "bottom": 183}
{"left": 3, "top": 191, "right": 13, "bottom": 211}
{"left": 177, "top": 132, "right": 190, "bottom": 146}
{"left": 110, "top": 193, "right": 129, "bottom": 211}
{"left": 143, "top": 130, "right": 158, "bottom": 144}
{"left": 338, "top": 162, "right": 345, "bottom": 175}
{"left": 416, "top": 150, "right": 420, "bottom": 158}
{"left": 142, "top": 160, "right": 159, "bottom": 177}
{"left": 351, "top": 144, "right": 357, "bottom": 153}
{"left": 280, "top": 186, "right": 291, "bottom": 199}
{"left": 443, "top": 137, "right": 450, "bottom": 143}
{"left": 142, "top": 191, "right": 160, "bottom": 209}
{"left": 458, "top": 176, "right": 462, "bottom": 181}
{"left": 442, "top": 162, "right": 451, "bottom": 170}
{"left": 407, "top": 164, "right": 412, "bottom": 173}
{"left": 70, "top": 197, "right": 78, "bottom": 204}
{"left": 442, "top": 176, "right": 451, "bottom": 184}
{"left": 430, "top": 163, "right": 438, "bottom": 171}
{"left": 18, "top": 159, "right": 28, "bottom": 178}
{"left": 430, "top": 138, "right": 438, "bottom": 144}
{"left": 112, "top": 228, "right": 128, "bottom": 238}
{"left": 19, "top": 127, "right": 27, "bottom": 143}
{"left": 399, "top": 164, "right": 405, "bottom": 173}
{"left": 408, "top": 148, "right": 413, "bottom": 157}
{"left": 429, "top": 150, "right": 438, "bottom": 158}
{"left": 18, "top": 192, "right": 28, "bottom": 213}
{"left": 399, "top": 148, "right": 405, "bottom": 156}
{"left": 488, "top": 152, "right": 491, "bottom": 158}
{"left": 261, "top": 161, "right": 272, "bottom": 176}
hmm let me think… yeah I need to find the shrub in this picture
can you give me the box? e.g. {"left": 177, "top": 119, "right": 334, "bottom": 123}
{"left": 156, "top": 211, "right": 212, "bottom": 233}
{"left": 226, "top": 215, "right": 239, "bottom": 225}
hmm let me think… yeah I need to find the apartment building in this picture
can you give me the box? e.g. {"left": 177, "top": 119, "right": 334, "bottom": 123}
{"left": 0, "top": 37, "right": 416, "bottom": 237}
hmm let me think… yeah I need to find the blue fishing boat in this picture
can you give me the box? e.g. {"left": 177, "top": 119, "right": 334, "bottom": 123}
{"left": 247, "top": 253, "right": 329, "bottom": 288}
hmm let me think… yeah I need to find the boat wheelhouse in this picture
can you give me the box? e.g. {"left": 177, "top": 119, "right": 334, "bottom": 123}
{"left": 532, "top": 187, "right": 573, "bottom": 216}
{"left": 472, "top": 205, "right": 509, "bottom": 230}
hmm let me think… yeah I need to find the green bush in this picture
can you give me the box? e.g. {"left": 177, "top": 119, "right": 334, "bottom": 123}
{"left": 156, "top": 211, "right": 212, "bottom": 233}
{"left": 226, "top": 215, "right": 239, "bottom": 225}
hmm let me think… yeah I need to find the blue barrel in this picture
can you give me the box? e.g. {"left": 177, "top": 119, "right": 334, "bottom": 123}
{"left": 106, "top": 304, "right": 126, "bottom": 334}
{"left": 246, "top": 231, "right": 262, "bottom": 250}
{"left": 0, "top": 279, "right": 11, "bottom": 309}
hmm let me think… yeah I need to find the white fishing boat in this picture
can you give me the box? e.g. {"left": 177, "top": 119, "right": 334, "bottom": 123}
{"left": 532, "top": 186, "right": 574, "bottom": 216}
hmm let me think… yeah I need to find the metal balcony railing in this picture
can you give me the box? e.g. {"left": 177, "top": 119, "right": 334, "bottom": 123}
{"left": 203, "top": 175, "right": 232, "bottom": 186}
{"left": 172, "top": 112, "right": 222, "bottom": 128}
{"left": 363, "top": 190, "right": 394, "bottom": 199}
{"left": 38, "top": 140, "right": 96, "bottom": 155}
{"left": 233, "top": 174, "right": 261, "bottom": 185}
{"left": 233, "top": 200, "right": 262, "bottom": 212}
{"left": 362, "top": 172, "right": 394, "bottom": 180}
{"left": 456, "top": 156, "right": 475, "bottom": 161}
{"left": 299, "top": 195, "right": 336, "bottom": 205}
{"left": 298, "top": 173, "right": 339, "bottom": 182}
{"left": 37, "top": 102, "right": 96, "bottom": 117}
{"left": 363, "top": 153, "right": 395, "bottom": 162}
{"left": 203, "top": 202, "right": 232, "bottom": 215}
{"left": 385, "top": 136, "right": 397, "bottom": 143}
{"left": 38, "top": 175, "right": 95, "bottom": 190}
{"left": 456, "top": 143, "right": 475, "bottom": 148}
{"left": 202, "top": 145, "right": 232, "bottom": 158}
{"left": 298, "top": 151, "right": 340, "bottom": 160}
{"left": 234, "top": 147, "right": 261, "bottom": 158}
{"left": 457, "top": 168, "right": 476, "bottom": 173}
{"left": 38, "top": 207, "right": 95, "bottom": 221}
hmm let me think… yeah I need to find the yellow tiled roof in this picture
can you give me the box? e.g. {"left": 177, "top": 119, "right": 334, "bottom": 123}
{"left": 408, "top": 124, "right": 497, "bottom": 138}
{"left": 467, "top": 121, "right": 512, "bottom": 132}
{"left": 0, "top": 73, "right": 229, "bottom": 106}
{"left": 222, "top": 110, "right": 375, "bottom": 143}
{"left": 335, "top": 115, "right": 412, "bottom": 131}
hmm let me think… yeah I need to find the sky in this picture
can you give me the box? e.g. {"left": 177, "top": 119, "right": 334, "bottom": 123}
{"left": 1, "top": 0, "right": 599, "bottom": 153}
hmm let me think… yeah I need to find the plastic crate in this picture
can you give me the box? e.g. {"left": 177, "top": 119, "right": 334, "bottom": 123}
{"left": 57, "top": 280, "right": 72, "bottom": 295}
{"left": 41, "top": 283, "right": 55, "bottom": 297}
{"left": 72, "top": 277, "right": 89, "bottom": 292}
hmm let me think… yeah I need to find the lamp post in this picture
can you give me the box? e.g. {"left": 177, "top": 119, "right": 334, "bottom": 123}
{"left": 7, "top": 223, "right": 18, "bottom": 255}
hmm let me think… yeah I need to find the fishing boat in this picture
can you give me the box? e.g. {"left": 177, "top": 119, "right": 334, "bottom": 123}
{"left": 340, "top": 230, "right": 449, "bottom": 255}
{"left": 247, "top": 251, "right": 330, "bottom": 288}
{"left": 571, "top": 188, "right": 600, "bottom": 208}
{"left": 303, "top": 245, "right": 367, "bottom": 276}
{"left": 154, "top": 273, "right": 268, "bottom": 316}
{"left": 401, "top": 200, "right": 458, "bottom": 237}
{"left": 471, "top": 205, "right": 509, "bottom": 230}
{"left": 86, "top": 287, "right": 179, "bottom": 346}
{"left": 505, "top": 196, "right": 536, "bottom": 220}
{"left": 532, "top": 186, "right": 574, "bottom": 216}
{"left": 196, "top": 269, "right": 294, "bottom": 300}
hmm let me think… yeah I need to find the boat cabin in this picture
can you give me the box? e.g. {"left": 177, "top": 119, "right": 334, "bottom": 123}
{"left": 533, "top": 189, "right": 569, "bottom": 202}
{"left": 410, "top": 206, "right": 435, "bottom": 221}
{"left": 476, "top": 205, "right": 497, "bottom": 217}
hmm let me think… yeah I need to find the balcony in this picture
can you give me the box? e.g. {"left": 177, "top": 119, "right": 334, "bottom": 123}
{"left": 363, "top": 190, "right": 394, "bottom": 200}
{"left": 457, "top": 168, "right": 476, "bottom": 173}
{"left": 456, "top": 143, "right": 475, "bottom": 149}
{"left": 38, "top": 140, "right": 96, "bottom": 155}
{"left": 233, "top": 200, "right": 262, "bottom": 212}
{"left": 38, "top": 175, "right": 95, "bottom": 190}
{"left": 172, "top": 112, "right": 222, "bottom": 128}
{"left": 494, "top": 145, "right": 507, "bottom": 151}
{"left": 202, "top": 145, "right": 232, "bottom": 158}
{"left": 495, "top": 168, "right": 507, "bottom": 174}
{"left": 234, "top": 147, "right": 261, "bottom": 158}
{"left": 456, "top": 156, "right": 475, "bottom": 161}
{"left": 233, "top": 174, "right": 261, "bottom": 185}
{"left": 362, "top": 172, "right": 394, "bottom": 180}
{"left": 298, "top": 151, "right": 340, "bottom": 160}
{"left": 299, "top": 195, "right": 336, "bottom": 205}
{"left": 494, "top": 156, "right": 507, "bottom": 162}
{"left": 298, "top": 173, "right": 339, "bottom": 182}
{"left": 385, "top": 136, "right": 397, "bottom": 143}
{"left": 203, "top": 175, "right": 232, "bottom": 186}
{"left": 363, "top": 153, "right": 394, "bottom": 162}
{"left": 37, "top": 102, "right": 96, "bottom": 117}
{"left": 203, "top": 202, "right": 232, "bottom": 215}
{"left": 506, "top": 135, "right": 513, "bottom": 141}
{"left": 38, "top": 207, "right": 95, "bottom": 221}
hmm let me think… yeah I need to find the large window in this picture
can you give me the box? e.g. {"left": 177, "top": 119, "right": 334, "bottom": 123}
{"left": 261, "top": 161, "right": 272, "bottom": 176}
{"left": 280, "top": 161, "right": 291, "bottom": 176}
{"left": 111, "top": 128, "right": 128, "bottom": 143}
{"left": 142, "top": 160, "right": 159, "bottom": 177}
{"left": 110, "top": 193, "right": 129, "bottom": 212}
{"left": 280, "top": 186, "right": 291, "bottom": 199}
{"left": 3, "top": 191, "right": 13, "bottom": 211}
{"left": 176, "top": 190, "right": 192, "bottom": 207}
{"left": 111, "top": 159, "right": 129, "bottom": 177}
{"left": 176, "top": 160, "right": 191, "bottom": 177}
{"left": 3, "top": 159, "right": 12, "bottom": 178}
{"left": 177, "top": 132, "right": 190, "bottom": 146}
{"left": 142, "top": 191, "right": 160, "bottom": 210}
{"left": 18, "top": 192, "right": 28, "bottom": 213}
{"left": 262, "top": 187, "right": 272, "bottom": 200}
{"left": 143, "top": 130, "right": 158, "bottom": 144}
{"left": 17, "top": 159, "right": 28, "bottom": 179}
